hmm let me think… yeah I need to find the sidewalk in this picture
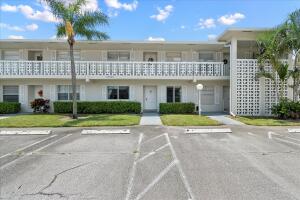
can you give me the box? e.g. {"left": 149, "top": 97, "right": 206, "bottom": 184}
{"left": 207, "top": 114, "right": 245, "bottom": 125}
{"left": 139, "top": 113, "right": 162, "bottom": 125}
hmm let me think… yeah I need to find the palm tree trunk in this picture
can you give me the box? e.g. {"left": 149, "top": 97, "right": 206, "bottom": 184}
{"left": 69, "top": 42, "right": 77, "bottom": 119}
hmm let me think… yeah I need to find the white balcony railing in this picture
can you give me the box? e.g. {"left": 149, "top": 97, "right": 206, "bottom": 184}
{"left": 0, "top": 60, "right": 229, "bottom": 79}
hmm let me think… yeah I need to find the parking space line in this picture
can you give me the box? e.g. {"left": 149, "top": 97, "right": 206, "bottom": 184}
{"left": 165, "top": 133, "right": 195, "bottom": 200}
{"left": 137, "top": 143, "right": 170, "bottom": 163}
{"left": 141, "top": 134, "right": 165, "bottom": 145}
{"left": 0, "top": 134, "right": 57, "bottom": 159}
{"left": 134, "top": 160, "right": 177, "bottom": 200}
{"left": 125, "top": 133, "right": 144, "bottom": 200}
{"left": 273, "top": 137, "right": 300, "bottom": 147}
{"left": 31, "top": 134, "right": 73, "bottom": 153}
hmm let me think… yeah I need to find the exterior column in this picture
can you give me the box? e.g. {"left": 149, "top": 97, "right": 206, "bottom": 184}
{"left": 230, "top": 37, "right": 237, "bottom": 115}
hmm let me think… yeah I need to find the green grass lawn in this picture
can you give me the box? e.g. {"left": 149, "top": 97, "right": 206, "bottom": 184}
{"left": 160, "top": 114, "right": 220, "bottom": 126}
{"left": 0, "top": 114, "right": 141, "bottom": 127}
{"left": 234, "top": 116, "right": 300, "bottom": 126}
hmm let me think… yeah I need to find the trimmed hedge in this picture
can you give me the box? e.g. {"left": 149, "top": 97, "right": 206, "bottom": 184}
{"left": 159, "top": 103, "right": 195, "bottom": 114}
{"left": 53, "top": 101, "right": 141, "bottom": 114}
{"left": 0, "top": 102, "right": 21, "bottom": 114}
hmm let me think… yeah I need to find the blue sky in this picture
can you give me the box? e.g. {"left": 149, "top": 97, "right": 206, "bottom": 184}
{"left": 0, "top": 0, "right": 299, "bottom": 41}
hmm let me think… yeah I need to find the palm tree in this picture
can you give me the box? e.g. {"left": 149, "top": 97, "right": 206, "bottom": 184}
{"left": 45, "top": 0, "right": 109, "bottom": 119}
{"left": 286, "top": 9, "right": 300, "bottom": 101}
{"left": 257, "top": 28, "right": 287, "bottom": 102}
{"left": 257, "top": 63, "right": 289, "bottom": 99}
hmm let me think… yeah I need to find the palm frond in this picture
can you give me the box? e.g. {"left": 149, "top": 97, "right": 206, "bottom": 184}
{"left": 76, "top": 28, "right": 109, "bottom": 40}
{"left": 44, "top": 0, "right": 67, "bottom": 20}
{"left": 56, "top": 23, "right": 66, "bottom": 37}
{"left": 256, "top": 70, "right": 275, "bottom": 81}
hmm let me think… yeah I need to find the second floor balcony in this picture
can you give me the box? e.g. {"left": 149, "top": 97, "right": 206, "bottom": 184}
{"left": 0, "top": 60, "right": 230, "bottom": 80}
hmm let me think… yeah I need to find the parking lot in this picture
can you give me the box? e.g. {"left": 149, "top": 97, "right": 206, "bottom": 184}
{"left": 1, "top": 125, "right": 300, "bottom": 200}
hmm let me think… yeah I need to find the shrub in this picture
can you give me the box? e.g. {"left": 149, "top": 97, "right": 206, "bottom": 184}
{"left": 0, "top": 102, "right": 21, "bottom": 114}
{"left": 30, "top": 98, "right": 50, "bottom": 113}
{"left": 271, "top": 98, "right": 300, "bottom": 119}
{"left": 53, "top": 101, "right": 141, "bottom": 114}
{"left": 159, "top": 103, "right": 195, "bottom": 114}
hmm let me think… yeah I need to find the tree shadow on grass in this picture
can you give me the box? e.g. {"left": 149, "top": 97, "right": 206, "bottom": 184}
{"left": 63, "top": 114, "right": 139, "bottom": 127}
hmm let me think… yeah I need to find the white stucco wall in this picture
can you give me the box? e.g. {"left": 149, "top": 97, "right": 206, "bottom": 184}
{"left": 0, "top": 79, "right": 229, "bottom": 113}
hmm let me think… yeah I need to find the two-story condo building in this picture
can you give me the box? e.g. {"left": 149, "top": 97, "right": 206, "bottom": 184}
{"left": 0, "top": 28, "right": 291, "bottom": 116}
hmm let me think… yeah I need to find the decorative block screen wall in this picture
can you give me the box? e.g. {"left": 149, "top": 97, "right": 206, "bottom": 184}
{"left": 235, "top": 59, "right": 288, "bottom": 116}
{"left": 264, "top": 64, "right": 288, "bottom": 115}
{"left": 236, "top": 59, "right": 260, "bottom": 115}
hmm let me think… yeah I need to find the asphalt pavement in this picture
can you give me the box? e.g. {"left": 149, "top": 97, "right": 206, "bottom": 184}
{"left": 0, "top": 125, "right": 300, "bottom": 200}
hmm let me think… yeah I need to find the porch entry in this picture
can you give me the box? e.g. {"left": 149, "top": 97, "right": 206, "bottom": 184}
{"left": 143, "top": 86, "right": 157, "bottom": 111}
{"left": 143, "top": 52, "right": 158, "bottom": 62}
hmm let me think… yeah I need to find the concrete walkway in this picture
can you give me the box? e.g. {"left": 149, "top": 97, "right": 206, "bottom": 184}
{"left": 140, "top": 112, "right": 162, "bottom": 125}
{"left": 207, "top": 114, "right": 245, "bottom": 125}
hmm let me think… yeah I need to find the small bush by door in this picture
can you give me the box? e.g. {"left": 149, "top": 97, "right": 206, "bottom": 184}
{"left": 159, "top": 103, "right": 195, "bottom": 114}
{"left": 0, "top": 102, "right": 21, "bottom": 114}
{"left": 53, "top": 101, "right": 141, "bottom": 114}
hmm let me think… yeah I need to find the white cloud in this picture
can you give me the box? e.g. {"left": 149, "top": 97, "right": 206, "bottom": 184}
{"left": 104, "top": 0, "right": 138, "bottom": 11}
{"left": 150, "top": 5, "right": 173, "bottom": 22}
{"left": 218, "top": 13, "right": 245, "bottom": 25}
{"left": 108, "top": 9, "right": 119, "bottom": 17}
{"left": 26, "top": 23, "right": 38, "bottom": 31}
{"left": 208, "top": 34, "right": 217, "bottom": 41}
{"left": 0, "top": 4, "right": 17, "bottom": 12}
{"left": 198, "top": 18, "right": 215, "bottom": 29}
{"left": 50, "top": 35, "right": 67, "bottom": 40}
{"left": 180, "top": 25, "right": 186, "bottom": 29}
{"left": 18, "top": 4, "right": 59, "bottom": 23}
{"left": 147, "top": 37, "right": 165, "bottom": 41}
{"left": 59, "top": 0, "right": 99, "bottom": 12}
{"left": 8, "top": 35, "right": 24, "bottom": 39}
{"left": 0, "top": 23, "right": 24, "bottom": 32}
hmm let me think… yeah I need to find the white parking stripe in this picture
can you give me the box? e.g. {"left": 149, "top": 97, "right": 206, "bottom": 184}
{"left": 137, "top": 143, "right": 170, "bottom": 163}
{"left": 141, "top": 134, "right": 165, "bottom": 145}
{"left": 32, "top": 134, "right": 72, "bottom": 153}
{"left": 273, "top": 137, "right": 300, "bottom": 147}
{"left": 134, "top": 160, "right": 177, "bottom": 200}
{"left": 165, "top": 133, "right": 195, "bottom": 200}
{"left": 125, "top": 133, "right": 143, "bottom": 200}
{"left": 0, "top": 134, "right": 57, "bottom": 159}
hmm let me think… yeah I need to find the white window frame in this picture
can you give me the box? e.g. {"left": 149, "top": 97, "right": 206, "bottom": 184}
{"left": 107, "top": 86, "right": 130, "bottom": 100}
{"left": 166, "top": 52, "right": 182, "bottom": 62}
{"left": 166, "top": 86, "right": 182, "bottom": 103}
{"left": 198, "top": 51, "right": 216, "bottom": 62}
{"left": 56, "top": 50, "right": 81, "bottom": 61}
{"left": 3, "top": 85, "right": 19, "bottom": 102}
{"left": 107, "top": 51, "right": 130, "bottom": 61}
{"left": 57, "top": 85, "right": 80, "bottom": 101}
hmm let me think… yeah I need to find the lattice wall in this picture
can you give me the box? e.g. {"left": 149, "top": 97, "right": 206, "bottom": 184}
{"left": 264, "top": 64, "right": 288, "bottom": 115}
{"left": 236, "top": 59, "right": 260, "bottom": 115}
{"left": 235, "top": 59, "right": 288, "bottom": 116}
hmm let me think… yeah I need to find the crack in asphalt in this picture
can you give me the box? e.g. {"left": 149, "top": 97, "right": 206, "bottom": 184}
{"left": 22, "top": 162, "right": 93, "bottom": 198}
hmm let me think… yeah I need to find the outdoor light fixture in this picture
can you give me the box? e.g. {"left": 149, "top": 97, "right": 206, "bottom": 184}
{"left": 196, "top": 84, "right": 203, "bottom": 115}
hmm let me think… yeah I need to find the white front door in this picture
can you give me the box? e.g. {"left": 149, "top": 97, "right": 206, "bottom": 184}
{"left": 144, "top": 86, "right": 157, "bottom": 110}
